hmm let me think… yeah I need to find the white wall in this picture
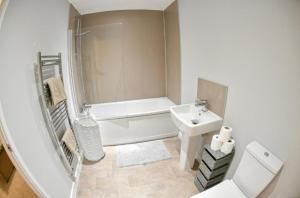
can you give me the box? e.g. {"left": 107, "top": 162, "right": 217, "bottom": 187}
{"left": 0, "top": 0, "right": 74, "bottom": 197}
{"left": 178, "top": 0, "right": 300, "bottom": 197}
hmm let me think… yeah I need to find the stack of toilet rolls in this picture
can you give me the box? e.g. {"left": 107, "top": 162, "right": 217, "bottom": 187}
{"left": 210, "top": 126, "right": 235, "bottom": 154}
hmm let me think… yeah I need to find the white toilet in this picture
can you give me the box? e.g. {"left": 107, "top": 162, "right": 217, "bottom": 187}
{"left": 191, "top": 141, "right": 283, "bottom": 198}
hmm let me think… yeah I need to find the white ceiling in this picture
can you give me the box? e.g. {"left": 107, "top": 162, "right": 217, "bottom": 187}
{"left": 69, "top": 0, "right": 175, "bottom": 15}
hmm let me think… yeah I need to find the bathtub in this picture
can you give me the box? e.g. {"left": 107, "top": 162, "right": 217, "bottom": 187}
{"left": 89, "top": 97, "right": 178, "bottom": 146}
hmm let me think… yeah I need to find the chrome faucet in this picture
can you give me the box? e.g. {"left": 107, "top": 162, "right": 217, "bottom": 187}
{"left": 82, "top": 103, "right": 92, "bottom": 115}
{"left": 195, "top": 98, "right": 208, "bottom": 112}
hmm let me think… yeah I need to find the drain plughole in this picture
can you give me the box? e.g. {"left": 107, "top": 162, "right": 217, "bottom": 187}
{"left": 191, "top": 119, "right": 199, "bottom": 125}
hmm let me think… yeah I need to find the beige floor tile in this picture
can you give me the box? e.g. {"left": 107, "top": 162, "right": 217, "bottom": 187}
{"left": 78, "top": 189, "right": 92, "bottom": 198}
{"left": 91, "top": 188, "right": 119, "bottom": 198}
{"left": 77, "top": 138, "right": 198, "bottom": 198}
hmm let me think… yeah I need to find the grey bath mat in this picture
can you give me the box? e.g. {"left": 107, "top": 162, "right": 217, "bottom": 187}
{"left": 116, "top": 140, "right": 171, "bottom": 167}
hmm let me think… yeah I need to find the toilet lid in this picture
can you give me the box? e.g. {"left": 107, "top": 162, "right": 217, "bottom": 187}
{"left": 191, "top": 180, "right": 247, "bottom": 198}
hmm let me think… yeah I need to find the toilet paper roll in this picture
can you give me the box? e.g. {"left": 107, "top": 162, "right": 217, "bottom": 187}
{"left": 219, "top": 126, "right": 232, "bottom": 143}
{"left": 210, "top": 135, "right": 223, "bottom": 151}
{"left": 221, "top": 139, "right": 235, "bottom": 154}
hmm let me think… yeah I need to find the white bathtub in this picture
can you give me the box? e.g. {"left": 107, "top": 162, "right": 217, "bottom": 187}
{"left": 89, "top": 97, "right": 178, "bottom": 146}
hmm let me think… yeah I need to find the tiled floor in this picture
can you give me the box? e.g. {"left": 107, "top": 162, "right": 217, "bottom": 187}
{"left": 77, "top": 138, "right": 199, "bottom": 198}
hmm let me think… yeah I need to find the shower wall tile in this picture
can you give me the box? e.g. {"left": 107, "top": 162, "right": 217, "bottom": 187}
{"left": 165, "top": 0, "right": 181, "bottom": 105}
{"left": 81, "top": 10, "right": 166, "bottom": 103}
{"left": 197, "top": 79, "right": 228, "bottom": 118}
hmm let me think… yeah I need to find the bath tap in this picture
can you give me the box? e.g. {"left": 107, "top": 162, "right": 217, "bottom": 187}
{"left": 82, "top": 103, "right": 92, "bottom": 115}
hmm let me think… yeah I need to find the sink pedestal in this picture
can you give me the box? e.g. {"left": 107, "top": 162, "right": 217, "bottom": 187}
{"left": 179, "top": 132, "right": 203, "bottom": 170}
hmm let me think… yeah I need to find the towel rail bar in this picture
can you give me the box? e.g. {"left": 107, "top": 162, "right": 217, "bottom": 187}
{"left": 53, "top": 113, "right": 68, "bottom": 130}
{"left": 52, "top": 110, "right": 67, "bottom": 126}
{"left": 51, "top": 103, "right": 67, "bottom": 120}
{"left": 41, "top": 62, "right": 60, "bottom": 67}
{"left": 41, "top": 55, "right": 60, "bottom": 58}
{"left": 50, "top": 105, "right": 66, "bottom": 121}
{"left": 50, "top": 109, "right": 65, "bottom": 121}
{"left": 41, "top": 59, "right": 60, "bottom": 63}
{"left": 54, "top": 117, "right": 68, "bottom": 132}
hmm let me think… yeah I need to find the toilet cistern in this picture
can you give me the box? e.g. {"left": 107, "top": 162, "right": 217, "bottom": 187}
{"left": 170, "top": 104, "right": 223, "bottom": 170}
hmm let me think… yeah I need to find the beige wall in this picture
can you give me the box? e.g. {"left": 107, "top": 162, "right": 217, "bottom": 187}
{"left": 69, "top": 4, "right": 79, "bottom": 30}
{"left": 165, "top": 1, "right": 181, "bottom": 105}
{"left": 197, "top": 78, "right": 227, "bottom": 118}
{"left": 81, "top": 10, "right": 166, "bottom": 103}
{"left": 178, "top": 0, "right": 300, "bottom": 197}
{"left": 0, "top": 0, "right": 4, "bottom": 10}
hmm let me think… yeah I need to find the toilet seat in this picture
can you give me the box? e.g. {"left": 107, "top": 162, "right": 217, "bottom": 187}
{"left": 191, "top": 180, "right": 247, "bottom": 198}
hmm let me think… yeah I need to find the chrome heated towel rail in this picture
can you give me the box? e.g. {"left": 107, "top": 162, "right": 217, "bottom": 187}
{"left": 35, "top": 52, "right": 79, "bottom": 180}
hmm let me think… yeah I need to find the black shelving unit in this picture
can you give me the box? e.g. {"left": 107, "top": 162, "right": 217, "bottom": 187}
{"left": 194, "top": 144, "right": 234, "bottom": 191}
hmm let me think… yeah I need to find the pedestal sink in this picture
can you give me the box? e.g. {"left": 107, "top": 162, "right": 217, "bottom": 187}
{"left": 170, "top": 104, "right": 223, "bottom": 170}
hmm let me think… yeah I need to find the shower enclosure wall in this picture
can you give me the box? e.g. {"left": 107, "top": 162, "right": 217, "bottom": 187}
{"left": 80, "top": 10, "right": 166, "bottom": 104}
{"left": 70, "top": 9, "right": 181, "bottom": 145}
{"left": 69, "top": 5, "right": 87, "bottom": 114}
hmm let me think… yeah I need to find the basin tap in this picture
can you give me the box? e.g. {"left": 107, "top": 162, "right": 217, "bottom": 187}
{"left": 195, "top": 98, "right": 208, "bottom": 112}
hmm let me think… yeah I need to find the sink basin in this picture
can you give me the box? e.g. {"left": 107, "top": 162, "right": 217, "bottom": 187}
{"left": 170, "top": 104, "right": 223, "bottom": 136}
{"left": 170, "top": 104, "right": 223, "bottom": 170}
